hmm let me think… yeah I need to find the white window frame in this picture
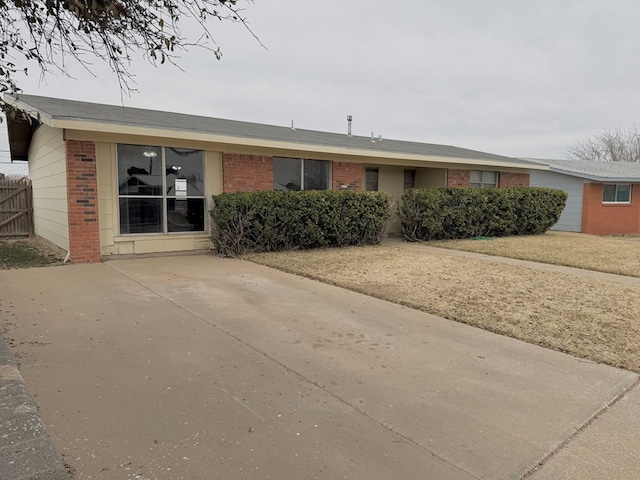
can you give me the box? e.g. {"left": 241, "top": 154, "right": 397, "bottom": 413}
{"left": 602, "top": 184, "right": 632, "bottom": 204}
{"left": 470, "top": 170, "right": 498, "bottom": 188}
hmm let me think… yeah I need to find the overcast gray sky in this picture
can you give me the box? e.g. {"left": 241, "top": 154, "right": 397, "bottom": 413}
{"left": 3, "top": 0, "right": 640, "bottom": 175}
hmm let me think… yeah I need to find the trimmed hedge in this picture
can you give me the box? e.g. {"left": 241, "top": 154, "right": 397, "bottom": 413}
{"left": 211, "top": 190, "right": 392, "bottom": 256}
{"left": 399, "top": 187, "right": 567, "bottom": 241}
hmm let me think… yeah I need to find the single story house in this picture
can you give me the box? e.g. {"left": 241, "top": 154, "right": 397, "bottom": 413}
{"left": 5, "top": 94, "right": 544, "bottom": 263}
{"left": 528, "top": 158, "right": 640, "bottom": 235}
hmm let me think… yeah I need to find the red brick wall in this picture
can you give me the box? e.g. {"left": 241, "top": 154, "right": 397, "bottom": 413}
{"left": 65, "top": 140, "right": 101, "bottom": 263}
{"left": 222, "top": 153, "right": 273, "bottom": 192}
{"left": 499, "top": 172, "right": 530, "bottom": 187}
{"left": 333, "top": 162, "right": 362, "bottom": 190}
{"left": 447, "top": 169, "right": 530, "bottom": 188}
{"left": 581, "top": 183, "right": 640, "bottom": 235}
{"left": 447, "top": 169, "right": 470, "bottom": 187}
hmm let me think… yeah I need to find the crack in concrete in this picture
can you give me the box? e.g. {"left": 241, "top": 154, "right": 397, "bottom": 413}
{"left": 105, "top": 261, "right": 482, "bottom": 480}
{"left": 520, "top": 377, "right": 640, "bottom": 479}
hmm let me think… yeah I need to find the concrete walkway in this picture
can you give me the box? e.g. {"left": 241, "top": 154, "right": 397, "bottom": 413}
{"left": 1, "top": 255, "right": 639, "bottom": 479}
{"left": 382, "top": 236, "right": 640, "bottom": 286}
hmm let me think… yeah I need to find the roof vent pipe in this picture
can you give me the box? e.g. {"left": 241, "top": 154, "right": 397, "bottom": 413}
{"left": 371, "top": 132, "right": 375, "bottom": 143}
{"left": 291, "top": 120, "right": 295, "bottom": 130}
{"left": 347, "top": 115, "right": 352, "bottom": 136}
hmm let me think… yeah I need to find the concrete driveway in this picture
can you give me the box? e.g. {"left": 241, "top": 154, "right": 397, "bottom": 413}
{"left": 1, "top": 255, "right": 637, "bottom": 479}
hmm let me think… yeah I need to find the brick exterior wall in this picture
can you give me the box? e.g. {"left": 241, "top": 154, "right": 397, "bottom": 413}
{"left": 222, "top": 153, "right": 273, "bottom": 192}
{"left": 447, "top": 169, "right": 470, "bottom": 187}
{"left": 447, "top": 169, "right": 530, "bottom": 188}
{"left": 65, "top": 140, "right": 101, "bottom": 263}
{"left": 581, "top": 183, "right": 640, "bottom": 235}
{"left": 333, "top": 162, "right": 362, "bottom": 190}
{"left": 499, "top": 172, "right": 530, "bottom": 187}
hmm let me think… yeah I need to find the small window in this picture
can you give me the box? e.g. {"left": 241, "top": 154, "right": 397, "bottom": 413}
{"left": 470, "top": 170, "right": 498, "bottom": 188}
{"left": 366, "top": 168, "right": 379, "bottom": 191}
{"left": 273, "top": 157, "right": 330, "bottom": 190}
{"left": 603, "top": 184, "right": 631, "bottom": 203}
{"left": 404, "top": 170, "right": 416, "bottom": 191}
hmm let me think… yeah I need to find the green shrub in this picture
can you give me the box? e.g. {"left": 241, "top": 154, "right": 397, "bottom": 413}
{"left": 211, "top": 190, "right": 392, "bottom": 256}
{"left": 399, "top": 187, "right": 567, "bottom": 241}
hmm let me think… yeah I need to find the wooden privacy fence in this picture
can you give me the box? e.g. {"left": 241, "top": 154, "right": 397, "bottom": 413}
{"left": 0, "top": 178, "right": 34, "bottom": 238}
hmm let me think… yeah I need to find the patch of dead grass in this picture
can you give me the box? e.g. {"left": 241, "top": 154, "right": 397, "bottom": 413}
{"left": 0, "top": 238, "right": 63, "bottom": 269}
{"left": 248, "top": 246, "right": 640, "bottom": 372}
{"left": 429, "top": 231, "right": 640, "bottom": 277}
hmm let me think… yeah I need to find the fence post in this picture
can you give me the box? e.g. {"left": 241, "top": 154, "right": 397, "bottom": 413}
{"left": 27, "top": 182, "right": 34, "bottom": 238}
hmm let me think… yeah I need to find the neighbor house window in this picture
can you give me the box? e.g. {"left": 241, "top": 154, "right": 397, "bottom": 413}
{"left": 404, "top": 170, "right": 416, "bottom": 191}
{"left": 117, "top": 144, "right": 206, "bottom": 235}
{"left": 273, "top": 157, "right": 330, "bottom": 190}
{"left": 366, "top": 168, "right": 379, "bottom": 191}
{"left": 470, "top": 170, "right": 498, "bottom": 188}
{"left": 603, "top": 184, "right": 631, "bottom": 203}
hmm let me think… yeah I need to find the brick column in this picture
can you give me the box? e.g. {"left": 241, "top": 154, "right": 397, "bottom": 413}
{"left": 222, "top": 153, "right": 273, "bottom": 191}
{"left": 333, "top": 162, "right": 362, "bottom": 190}
{"left": 65, "top": 140, "right": 101, "bottom": 263}
{"left": 499, "top": 172, "right": 530, "bottom": 187}
{"left": 447, "top": 169, "right": 470, "bottom": 187}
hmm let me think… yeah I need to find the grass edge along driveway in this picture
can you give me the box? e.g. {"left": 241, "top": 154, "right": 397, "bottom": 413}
{"left": 247, "top": 242, "right": 640, "bottom": 373}
{"left": 429, "top": 231, "right": 640, "bottom": 278}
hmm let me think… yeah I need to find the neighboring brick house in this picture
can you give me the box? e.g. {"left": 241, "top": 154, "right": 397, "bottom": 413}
{"left": 528, "top": 158, "right": 640, "bottom": 234}
{"left": 5, "top": 94, "right": 543, "bottom": 263}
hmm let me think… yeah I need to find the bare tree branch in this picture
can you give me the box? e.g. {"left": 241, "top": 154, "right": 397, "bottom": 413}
{"left": 0, "top": 0, "right": 261, "bottom": 116}
{"left": 566, "top": 127, "right": 640, "bottom": 162}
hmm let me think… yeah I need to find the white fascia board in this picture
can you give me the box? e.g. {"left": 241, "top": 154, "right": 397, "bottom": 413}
{"left": 548, "top": 166, "right": 640, "bottom": 183}
{"left": 26, "top": 109, "right": 545, "bottom": 171}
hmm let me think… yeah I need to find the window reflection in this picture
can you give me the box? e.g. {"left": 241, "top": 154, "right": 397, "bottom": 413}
{"left": 117, "top": 144, "right": 206, "bottom": 235}
{"left": 117, "top": 145, "right": 162, "bottom": 195}
{"left": 165, "top": 148, "right": 205, "bottom": 196}
{"left": 167, "top": 199, "right": 205, "bottom": 232}
{"left": 273, "top": 157, "right": 330, "bottom": 190}
{"left": 119, "top": 198, "right": 163, "bottom": 234}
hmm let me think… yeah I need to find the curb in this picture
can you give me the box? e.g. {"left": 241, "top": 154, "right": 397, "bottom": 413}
{"left": 0, "top": 332, "right": 70, "bottom": 480}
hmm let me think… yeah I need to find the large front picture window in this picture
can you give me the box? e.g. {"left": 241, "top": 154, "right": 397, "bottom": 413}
{"left": 117, "top": 144, "right": 206, "bottom": 234}
{"left": 273, "top": 157, "right": 331, "bottom": 190}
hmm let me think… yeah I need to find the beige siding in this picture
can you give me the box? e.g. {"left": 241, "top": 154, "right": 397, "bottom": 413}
{"left": 416, "top": 168, "right": 446, "bottom": 188}
{"left": 28, "top": 125, "right": 68, "bottom": 250}
{"left": 99, "top": 144, "right": 223, "bottom": 256}
{"left": 374, "top": 167, "right": 447, "bottom": 232}
{"left": 376, "top": 166, "right": 406, "bottom": 232}
{"left": 96, "top": 142, "right": 116, "bottom": 254}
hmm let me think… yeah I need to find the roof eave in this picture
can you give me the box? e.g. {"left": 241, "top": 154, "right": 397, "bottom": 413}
{"left": 3, "top": 94, "right": 54, "bottom": 124}
{"left": 55, "top": 118, "right": 545, "bottom": 170}
{"left": 548, "top": 166, "right": 640, "bottom": 182}
{"left": 6, "top": 115, "right": 34, "bottom": 162}
{"left": 4, "top": 94, "right": 54, "bottom": 161}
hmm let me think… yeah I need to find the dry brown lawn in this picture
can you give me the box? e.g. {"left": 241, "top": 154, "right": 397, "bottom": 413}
{"left": 247, "top": 245, "right": 640, "bottom": 372}
{"left": 430, "top": 231, "right": 640, "bottom": 277}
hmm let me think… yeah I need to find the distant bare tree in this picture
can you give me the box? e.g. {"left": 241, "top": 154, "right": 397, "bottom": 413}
{"left": 566, "top": 127, "right": 640, "bottom": 162}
